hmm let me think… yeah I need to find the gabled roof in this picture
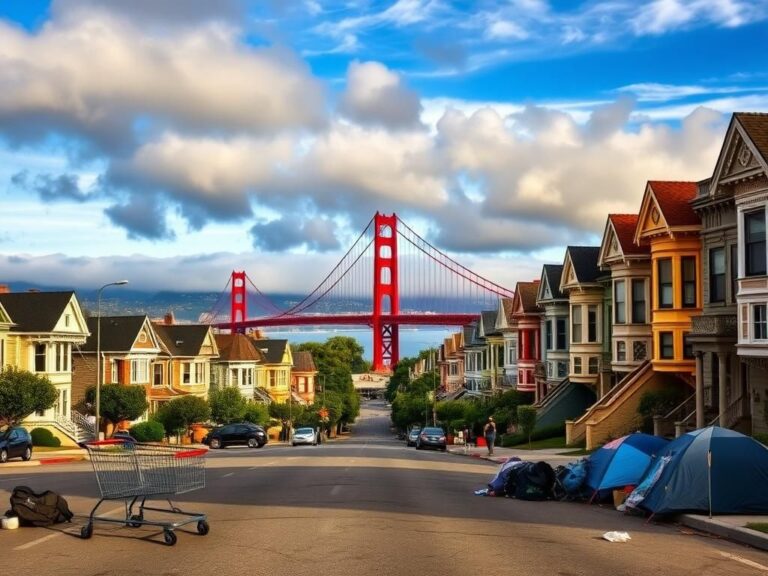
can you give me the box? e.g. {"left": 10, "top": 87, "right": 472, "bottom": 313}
{"left": 599, "top": 214, "right": 649, "bottom": 267}
{"left": 495, "top": 297, "right": 514, "bottom": 330}
{"left": 293, "top": 350, "right": 316, "bottom": 372}
{"left": 634, "top": 181, "right": 700, "bottom": 244}
{"left": 80, "top": 316, "right": 153, "bottom": 352}
{"left": 480, "top": 309, "right": 499, "bottom": 336}
{"left": 252, "top": 339, "right": 289, "bottom": 364}
{"left": 735, "top": 112, "right": 768, "bottom": 162}
{"left": 153, "top": 323, "right": 215, "bottom": 357}
{"left": 537, "top": 264, "right": 565, "bottom": 303}
{"left": 513, "top": 281, "right": 542, "bottom": 315}
{"left": 561, "top": 246, "right": 602, "bottom": 289}
{"left": 0, "top": 291, "right": 75, "bottom": 332}
{"left": 215, "top": 333, "right": 264, "bottom": 362}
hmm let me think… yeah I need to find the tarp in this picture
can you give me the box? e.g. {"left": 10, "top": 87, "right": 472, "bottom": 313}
{"left": 586, "top": 433, "right": 668, "bottom": 492}
{"left": 628, "top": 426, "right": 768, "bottom": 515}
{"left": 487, "top": 457, "right": 523, "bottom": 494}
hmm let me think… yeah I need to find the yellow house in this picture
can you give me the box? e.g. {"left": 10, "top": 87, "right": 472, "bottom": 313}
{"left": 634, "top": 181, "right": 702, "bottom": 376}
{"left": 251, "top": 338, "right": 293, "bottom": 403}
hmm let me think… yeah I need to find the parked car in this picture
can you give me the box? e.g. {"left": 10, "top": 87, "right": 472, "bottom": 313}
{"left": 0, "top": 426, "right": 33, "bottom": 463}
{"left": 112, "top": 431, "right": 136, "bottom": 443}
{"left": 203, "top": 423, "right": 267, "bottom": 449}
{"left": 292, "top": 427, "right": 318, "bottom": 446}
{"left": 415, "top": 427, "right": 447, "bottom": 451}
{"left": 406, "top": 426, "right": 422, "bottom": 447}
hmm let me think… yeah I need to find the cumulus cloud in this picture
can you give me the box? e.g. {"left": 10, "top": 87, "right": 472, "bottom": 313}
{"left": 339, "top": 61, "right": 423, "bottom": 129}
{"left": 105, "top": 195, "right": 173, "bottom": 240}
{"left": 11, "top": 170, "right": 90, "bottom": 202}
{"left": 250, "top": 216, "right": 340, "bottom": 252}
{"left": 631, "top": 0, "right": 762, "bottom": 35}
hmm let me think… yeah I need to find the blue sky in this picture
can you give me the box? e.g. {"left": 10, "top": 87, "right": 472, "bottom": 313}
{"left": 1, "top": 0, "right": 767, "bottom": 293}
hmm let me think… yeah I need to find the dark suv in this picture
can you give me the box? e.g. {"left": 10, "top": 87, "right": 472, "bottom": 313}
{"left": 203, "top": 423, "right": 267, "bottom": 449}
{"left": 0, "top": 426, "right": 33, "bottom": 463}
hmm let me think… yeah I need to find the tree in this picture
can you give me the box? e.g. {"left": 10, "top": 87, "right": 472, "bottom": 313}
{"left": 155, "top": 396, "right": 210, "bottom": 440}
{"left": 0, "top": 367, "right": 58, "bottom": 428}
{"left": 243, "top": 403, "right": 269, "bottom": 426}
{"left": 209, "top": 387, "right": 247, "bottom": 424}
{"left": 85, "top": 384, "right": 148, "bottom": 434}
{"left": 517, "top": 405, "right": 538, "bottom": 449}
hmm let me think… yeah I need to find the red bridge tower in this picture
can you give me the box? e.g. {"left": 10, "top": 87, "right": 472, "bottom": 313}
{"left": 372, "top": 212, "right": 399, "bottom": 372}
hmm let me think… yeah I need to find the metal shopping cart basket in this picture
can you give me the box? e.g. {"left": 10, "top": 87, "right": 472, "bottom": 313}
{"left": 81, "top": 439, "right": 209, "bottom": 545}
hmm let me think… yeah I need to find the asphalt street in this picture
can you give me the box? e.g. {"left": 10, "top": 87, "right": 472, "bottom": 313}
{"left": 2, "top": 400, "right": 768, "bottom": 576}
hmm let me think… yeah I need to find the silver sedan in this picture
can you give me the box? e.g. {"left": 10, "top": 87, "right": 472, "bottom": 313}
{"left": 292, "top": 427, "right": 318, "bottom": 446}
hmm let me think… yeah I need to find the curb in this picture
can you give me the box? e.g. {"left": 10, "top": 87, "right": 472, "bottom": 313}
{"left": 1, "top": 455, "right": 88, "bottom": 468}
{"left": 679, "top": 514, "right": 768, "bottom": 552}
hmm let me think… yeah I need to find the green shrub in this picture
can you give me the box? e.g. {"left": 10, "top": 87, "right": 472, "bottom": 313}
{"left": 501, "top": 423, "right": 565, "bottom": 447}
{"left": 129, "top": 421, "right": 165, "bottom": 442}
{"left": 517, "top": 405, "right": 538, "bottom": 447}
{"left": 243, "top": 403, "right": 269, "bottom": 426}
{"left": 30, "top": 427, "right": 61, "bottom": 447}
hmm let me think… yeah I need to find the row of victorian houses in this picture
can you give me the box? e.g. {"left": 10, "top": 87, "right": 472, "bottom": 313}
{"left": 433, "top": 112, "right": 768, "bottom": 449}
{"left": 0, "top": 294, "right": 318, "bottom": 445}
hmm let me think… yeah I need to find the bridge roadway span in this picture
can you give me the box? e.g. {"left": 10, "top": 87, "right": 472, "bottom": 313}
{"left": 216, "top": 312, "right": 479, "bottom": 330}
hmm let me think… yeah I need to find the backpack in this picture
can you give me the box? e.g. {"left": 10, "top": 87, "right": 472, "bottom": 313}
{"left": 8, "top": 486, "right": 74, "bottom": 527}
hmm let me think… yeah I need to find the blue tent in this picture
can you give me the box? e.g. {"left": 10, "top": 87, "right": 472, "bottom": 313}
{"left": 585, "top": 433, "right": 668, "bottom": 493}
{"left": 627, "top": 426, "right": 768, "bottom": 515}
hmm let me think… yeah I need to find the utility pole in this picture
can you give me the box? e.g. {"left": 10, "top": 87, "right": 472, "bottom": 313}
{"left": 432, "top": 348, "right": 437, "bottom": 427}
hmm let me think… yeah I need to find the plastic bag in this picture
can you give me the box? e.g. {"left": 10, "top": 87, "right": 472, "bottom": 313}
{"left": 602, "top": 531, "right": 631, "bottom": 543}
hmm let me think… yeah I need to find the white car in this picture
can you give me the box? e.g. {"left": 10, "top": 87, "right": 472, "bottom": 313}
{"left": 292, "top": 427, "right": 318, "bottom": 446}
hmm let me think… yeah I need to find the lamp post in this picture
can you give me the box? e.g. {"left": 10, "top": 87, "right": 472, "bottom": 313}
{"left": 95, "top": 280, "right": 129, "bottom": 439}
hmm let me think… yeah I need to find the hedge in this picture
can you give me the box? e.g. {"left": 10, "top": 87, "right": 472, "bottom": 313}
{"left": 501, "top": 423, "right": 565, "bottom": 447}
{"left": 30, "top": 427, "right": 61, "bottom": 447}
{"left": 129, "top": 421, "right": 165, "bottom": 442}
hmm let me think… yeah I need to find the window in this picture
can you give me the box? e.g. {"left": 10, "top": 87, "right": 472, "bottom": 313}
{"left": 658, "top": 259, "right": 673, "bottom": 308}
{"left": 0, "top": 338, "right": 4, "bottom": 372}
{"left": 614, "top": 280, "right": 626, "bottom": 324}
{"left": 587, "top": 305, "right": 598, "bottom": 342}
{"left": 195, "top": 363, "right": 205, "bottom": 384}
{"left": 709, "top": 248, "right": 725, "bottom": 303}
{"left": 182, "top": 363, "right": 191, "bottom": 384}
{"left": 632, "top": 279, "right": 646, "bottom": 323}
{"left": 547, "top": 362, "right": 553, "bottom": 378}
{"left": 617, "top": 341, "right": 626, "bottom": 362}
{"left": 633, "top": 341, "right": 647, "bottom": 361}
{"left": 244, "top": 369, "right": 253, "bottom": 386}
{"left": 269, "top": 371, "right": 276, "bottom": 387}
{"left": 731, "top": 244, "right": 738, "bottom": 302}
{"left": 588, "top": 357, "right": 599, "bottom": 374}
{"left": 496, "top": 344, "right": 504, "bottom": 368}
{"left": 557, "top": 362, "right": 567, "bottom": 378}
{"left": 34, "top": 344, "right": 46, "bottom": 372}
{"left": 572, "top": 306, "right": 582, "bottom": 343}
{"left": 683, "top": 333, "right": 694, "bottom": 359}
{"left": 745, "top": 210, "right": 767, "bottom": 277}
{"left": 556, "top": 318, "right": 567, "bottom": 349}
{"left": 153, "top": 364, "right": 163, "bottom": 386}
{"left": 110, "top": 360, "right": 118, "bottom": 384}
{"left": 506, "top": 341, "right": 516, "bottom": 364}
{"left": 230, "top": 368, "right": 240, "bottom": 386}
{"left": 754, "top": 304, "right": 768, "bottom": 340}
{"left": 130, "top": 359, "right": 149, "bottom": 384}
{"left": 545, "top": 320, "right": 553, "bottom": 350}
{"left": 573, "top": 357, "right": 582, "bottom": 374}
{"left": 64, "top": 314, "right": 71, "bottom": 327}
{"left": 660, "top": 332, "right": 674, "bottom": 359}
{"left": 681, "top": 256, "right": 697, "bottom": 308}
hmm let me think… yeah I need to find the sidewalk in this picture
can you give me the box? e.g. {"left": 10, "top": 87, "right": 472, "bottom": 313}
{"left": 447, "top": 442, "right": 768, "bottom": 553}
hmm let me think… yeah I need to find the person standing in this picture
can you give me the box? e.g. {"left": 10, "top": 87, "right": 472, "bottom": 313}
{"left": 484, "top": 417, "right": 496, "bottom": 456}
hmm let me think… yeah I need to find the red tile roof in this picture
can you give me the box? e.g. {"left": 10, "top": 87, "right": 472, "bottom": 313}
{"left": 648, "top": 181, "right": 700, "bottom": 227}
{"left": 609, "top": 214, "right": 647, "bottom": 255}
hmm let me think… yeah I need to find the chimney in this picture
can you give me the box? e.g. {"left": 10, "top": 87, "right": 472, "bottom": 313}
{"left": 0, "top": 284, "right": 8, "bottom": 294}
{"left": 164, "top": 311, "right": 175, "bottom": 325}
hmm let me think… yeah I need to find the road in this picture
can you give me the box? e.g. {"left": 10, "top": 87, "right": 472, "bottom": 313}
{"left": 2, "top": 400, "right": 767, "bottom": 576}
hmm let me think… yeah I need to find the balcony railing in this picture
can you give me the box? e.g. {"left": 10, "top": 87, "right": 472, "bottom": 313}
{"left": 690, "top": 314, "right": 737, "bottom": 337}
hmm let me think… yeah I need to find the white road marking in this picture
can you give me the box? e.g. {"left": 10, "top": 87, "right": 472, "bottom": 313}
{"left": 13, "top": 532, "right": 63, "bottom": 550}
{"left": 719, "top": 551, "right": 768, "bottom": 572}
{"left": 222, "top": 472, "right": 235, "bottom": 478}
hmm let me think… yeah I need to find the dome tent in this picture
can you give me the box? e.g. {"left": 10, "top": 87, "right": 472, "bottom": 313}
{"left": 627, "top": 426, "right": 768, "bottom": 516}
{"left": 585, "top": 433, "right": 668, "bottom": 497}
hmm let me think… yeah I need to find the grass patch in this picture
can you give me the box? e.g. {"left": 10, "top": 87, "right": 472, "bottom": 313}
{"left": 33, "top": 446, "right": 75, "bottom": 452}
{"left": 557, "top": 447, "right": 594, "bottom": 456}
{"left": 508, "top": 436, "right": 568, "bottom": 450}
{"left": 746, "top": 523, "right": 768, "bottom": 534}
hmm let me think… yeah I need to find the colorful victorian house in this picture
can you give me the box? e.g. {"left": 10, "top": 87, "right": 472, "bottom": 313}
{"left": 560, "top": 247, "right": 605, "bottom": 390}
{"left": 0, "top": 290, "right": 90, "bottom": 445}
{"left": 481, "top": 309, "right": 505, "bottom": 391}
{"left": 439, "top": 331, "right": 465, "bottom": 395}
{"left": 598, "top": 215, "right": 652, "bottom": 379}
{"left": 463, "top": 321, "right": 486, "bottom": 394}
{"left": 536, "top": 265, "right": 569, "bottom": 392}
{"left": 292, "top": 350, "right": 317, "bottom": 405}
{"left": 251, "top": 338, "right": 293, "bottom": 403}
{"left": 635, "top": 181, "right": 702, "bottom": 379}
{"left": 212, "top": 333, "right": 265, "bottom": 401}
{"left": 152, "top": 318, "right": 219, "bottom": 403}
{"left": 493, "top": 297, "right": 516, "bottom": 389}
{"left": 729, "top": 113, "right": 768, "bottom": 436}
{"left": 73, "top": 315, "right": 162, "bottom": 415}
{"left": 511, "top": 281, "right": 542, "bottom": 396}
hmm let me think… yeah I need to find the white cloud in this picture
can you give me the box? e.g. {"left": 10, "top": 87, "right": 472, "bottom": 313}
{"left": 486, "top": 20, "right": 529, "bottom": 40}
{"left": 631, "top": 0, "right": 764, "bottom": 35}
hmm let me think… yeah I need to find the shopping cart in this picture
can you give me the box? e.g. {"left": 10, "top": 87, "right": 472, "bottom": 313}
{"left": 81, "top": 439, "right": 209, "bottom": 546}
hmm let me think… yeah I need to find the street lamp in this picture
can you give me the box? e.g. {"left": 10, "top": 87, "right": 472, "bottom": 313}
{"left": 95, "top": 280, "right": 129, "bottom": 439}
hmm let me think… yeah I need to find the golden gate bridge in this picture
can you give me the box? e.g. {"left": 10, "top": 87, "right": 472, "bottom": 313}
{"left": 205, "top": 213, "right": 515, "bottom": 372}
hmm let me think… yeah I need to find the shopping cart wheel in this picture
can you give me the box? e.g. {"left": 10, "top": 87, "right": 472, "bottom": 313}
{"left": 163, "top": 530, "right": 177, "bottom": 546}
{"left": 197, "top": 520, "right": 210, "bottom": 535}
{"left": 81, "top": 524, "right": 93, "bottom": 539}
{"left": 128, "top": 514, "right": 143, "bottom": 528}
